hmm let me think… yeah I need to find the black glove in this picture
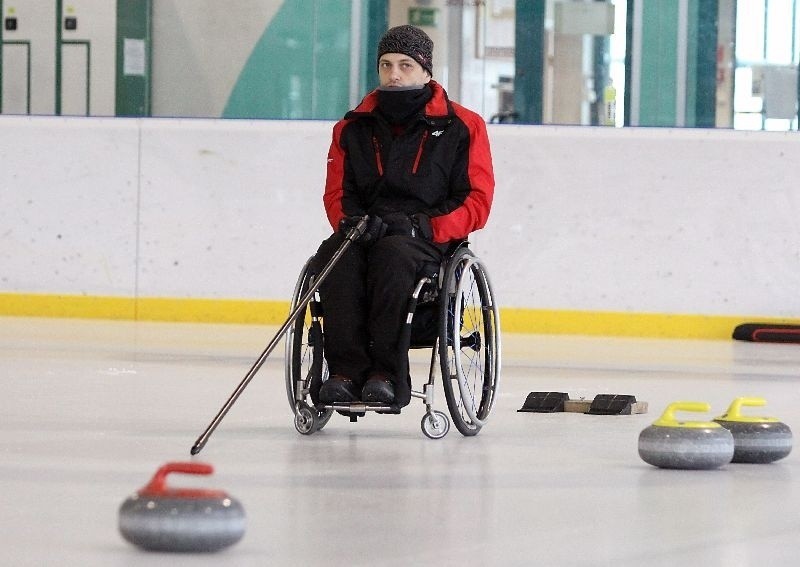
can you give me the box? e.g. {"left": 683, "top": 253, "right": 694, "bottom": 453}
{"left": 338, "top": 215, "right": 363, "bottom": 235}
{"left": 383, "top": 212, "right": 433, "bottom": 241}
{"left": 361, "top": 214, "right": 388, "bottom": 244}
{"left": 383, "top": 212, "right": 414, "bottom": 237}
{"left": 339, "top": 214, "right": 386, "bottom": 245}
{"left": 411, "top": 213, "right": 433, "bottom": 241}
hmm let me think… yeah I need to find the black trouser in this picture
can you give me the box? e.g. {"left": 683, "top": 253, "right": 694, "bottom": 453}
{"left": 310, "top": 232, "right": 444, "bottom": 407}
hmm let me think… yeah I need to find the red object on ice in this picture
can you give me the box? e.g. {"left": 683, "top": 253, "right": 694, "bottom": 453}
{"left": 137, "top": 462, "right": 227, "bottom": 499}
{"left": 119, "top": 461, "right": 246, "bottom": 552}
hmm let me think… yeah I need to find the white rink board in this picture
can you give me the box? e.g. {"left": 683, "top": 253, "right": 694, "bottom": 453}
{"left": 1, "top": 115, "right": 799, "bottom": 317}
{"left": 0, "top": 117, "right": 140, "bottom": 296}
{"left": 136, "top": 119, "right": 330, "bottom": 298}
{"left": 481, "top": 125, "right": 800, "bottom": 316}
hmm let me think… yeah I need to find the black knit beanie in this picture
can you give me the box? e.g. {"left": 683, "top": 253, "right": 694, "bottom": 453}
{"left": 376, "top": 25, "right": 433, "bottom": 76}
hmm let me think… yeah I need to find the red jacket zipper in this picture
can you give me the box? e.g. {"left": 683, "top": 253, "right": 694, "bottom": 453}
{"left": 372, "top": 136, "right": 384, "bottom": 175}
{"left": 412, "top": 130, "right": 429, "bottom": 174}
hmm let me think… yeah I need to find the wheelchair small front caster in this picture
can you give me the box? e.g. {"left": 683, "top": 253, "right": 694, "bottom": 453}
{"left": 294, "top": 402, "right": 317, "bottom": 435}
{"left": 421, "top": 410, "right": 450, "bottom": 439}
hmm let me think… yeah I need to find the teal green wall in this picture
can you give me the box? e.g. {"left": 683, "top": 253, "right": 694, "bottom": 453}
{"left": 639, "top": 1, "right": 679, "bottom": 126}
{"left": 635, "top": 0, "right": 718, "bottom": 127}
{"left": 360, "top": 0, "right": 388, "bottom": 97}
{"left": 512, "top": 0, "right": 717, "bottom": 127}
{"left": 223, "top": 0, "right": 352, "bottom": 119}
{"left": 116, "top": 0, "right": 152, "bottom": 117}
{"left": 513, "top": 0, "right": 546, "bottom": 124}
{"left": 692, "top": 0, "right": 718, "bottom": 127}
{"left": 685, "top": 0, "right": 699, "bottom": 126}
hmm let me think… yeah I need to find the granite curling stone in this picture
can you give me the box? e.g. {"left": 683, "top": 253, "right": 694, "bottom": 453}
{"left": 638, "top": 401, "right": 734, "bottom": 470}
{"left": 119, "top": 462, "right": 245, "bottom": 552}
{"left": 713, "top": 397, "right": 793, "bottom": 464}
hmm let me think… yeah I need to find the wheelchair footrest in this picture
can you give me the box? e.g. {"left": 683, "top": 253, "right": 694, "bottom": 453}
{"left": 321, "top": 402, "right": 402, "bottom": 417}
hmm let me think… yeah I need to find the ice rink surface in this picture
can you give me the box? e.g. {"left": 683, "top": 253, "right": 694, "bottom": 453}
{"left": 2, "top": 316, "right": 798, "bottom": 566}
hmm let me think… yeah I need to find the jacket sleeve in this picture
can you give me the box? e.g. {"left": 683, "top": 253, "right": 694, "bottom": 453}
{"left": 323, "top": 119, "right": 368, "bottom": 232}
{"left": 322, "top": 120, "right": 348, "bottom": 231}
{"left": 429, "top": 107, "right": 495, "bottom": 243}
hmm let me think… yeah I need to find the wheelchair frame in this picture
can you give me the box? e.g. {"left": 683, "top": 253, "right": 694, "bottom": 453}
{"left": 285, "top": 244, "right": 501, "bottom": 439}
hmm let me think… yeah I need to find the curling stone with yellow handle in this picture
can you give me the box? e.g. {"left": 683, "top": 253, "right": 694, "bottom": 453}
{"left": 713, "top": 397, "right": 793, "bottom": 464}
{"left": 638, "top": 402, "right": 734, "bottom": 469}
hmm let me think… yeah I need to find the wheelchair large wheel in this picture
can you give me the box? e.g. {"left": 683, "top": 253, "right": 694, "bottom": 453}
{"left": 439, "top": 247, "right": 501, "bottom": 436}
{"left": 284, "top": 257, "right": 333, "bottom": 432}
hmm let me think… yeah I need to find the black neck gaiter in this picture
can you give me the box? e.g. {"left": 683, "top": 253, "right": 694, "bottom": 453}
{"left": 377, "top": 84, "right": 432, "bottom": 125}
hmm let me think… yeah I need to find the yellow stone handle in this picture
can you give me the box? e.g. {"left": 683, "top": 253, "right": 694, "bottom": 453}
{"left": 716, "top": 397, "right": 777, "bottom": 423}
{"left": 652, "top": 401, "right": 720, "bottom": 428}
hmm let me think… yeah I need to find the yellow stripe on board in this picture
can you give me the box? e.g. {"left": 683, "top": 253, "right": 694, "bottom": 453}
{"left": 136, "top": 297, "right": 289, "bottom": 324}
{"left": 2, "top": 292, "right": 800, "bottom": 340}
{"left": 0, "top": 293, "right": 137, "bottom": 320}
{"left": 500, "top": 309, "right": 800, "bottom": 339}
{"left": 0, "top": 293, "right": 288, "bottom": 325}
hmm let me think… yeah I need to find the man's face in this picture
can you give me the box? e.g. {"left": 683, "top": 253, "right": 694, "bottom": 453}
{"left": 378, "top": 53, "right": 431, "bottom": 88}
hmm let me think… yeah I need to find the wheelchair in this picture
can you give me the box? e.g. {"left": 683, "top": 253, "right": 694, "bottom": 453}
{"left": 284, "top": 242, "right": 501, "bottom": 439}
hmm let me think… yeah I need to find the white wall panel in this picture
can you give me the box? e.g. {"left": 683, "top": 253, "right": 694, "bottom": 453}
{"left": 0, "top": 0, "right": 57, "bottom": 114}
{"left": 59, "top": 0, "right": 117, "bottom": 116}
{"left": 60, "top": 43, "right": 90, "bottom": 116}
{"left": 1, "top": 43, "right": 31, "bottom": 114}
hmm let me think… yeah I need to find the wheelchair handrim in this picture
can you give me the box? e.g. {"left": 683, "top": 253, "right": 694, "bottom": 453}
{"left": 285, "top": 257, "right": 315, "bottom": 412}
{"left": 452, "top": 256, "right": 501, "bottom": 427}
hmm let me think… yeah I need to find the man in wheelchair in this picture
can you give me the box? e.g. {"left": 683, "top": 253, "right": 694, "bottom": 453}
{"left": 311, "top": 24, "right": 495, "bottom": 410}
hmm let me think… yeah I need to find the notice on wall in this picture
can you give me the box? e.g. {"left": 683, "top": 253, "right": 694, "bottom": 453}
{"left": 123, "top": 38, "right": 146, "bottom": 76}
{"left": 408, "top": 7, "right": 438, "bottom": 28}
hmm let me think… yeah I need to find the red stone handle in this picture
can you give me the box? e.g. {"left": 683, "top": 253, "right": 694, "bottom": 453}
{"left": 138, "top": 462, "right": 226, "bottom": 499}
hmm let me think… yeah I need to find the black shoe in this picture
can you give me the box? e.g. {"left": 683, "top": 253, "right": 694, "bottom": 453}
{"left": 319, "top": 375, "right": 359, "bottom": 403}
{"left": 361, "top": 377, "right": 395, "bottom": 404}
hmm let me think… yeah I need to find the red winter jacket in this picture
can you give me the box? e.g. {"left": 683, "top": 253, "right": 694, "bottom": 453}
{"left": 323, "top": 81, "right": 494, "bottom": 244}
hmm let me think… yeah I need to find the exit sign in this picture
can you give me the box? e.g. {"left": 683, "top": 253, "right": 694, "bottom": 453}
{"left": 408, "top": 7, "right": 438, "bottom": 28}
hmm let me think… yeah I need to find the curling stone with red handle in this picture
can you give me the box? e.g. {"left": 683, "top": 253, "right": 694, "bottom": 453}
{"left": 119, "top": 462, "right": 245, "bottom": 552}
